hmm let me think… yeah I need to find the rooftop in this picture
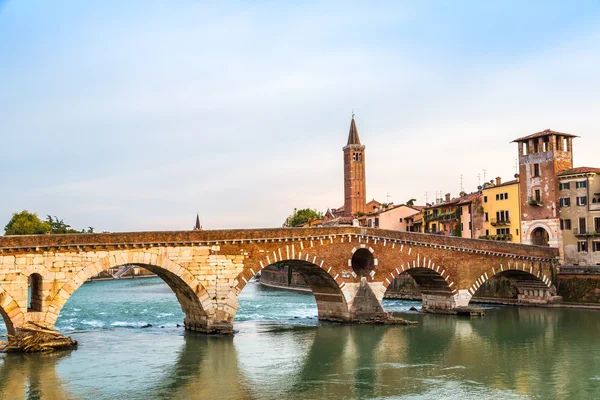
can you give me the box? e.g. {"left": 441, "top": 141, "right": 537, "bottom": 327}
{"left": 559, "top": 167, "right": 600, "bottom": 176}
{"left": 512, "top": 129, "right": 578, "bottom": 143}
{"left": 481, "top": 179, "right": 519, "bottom": 190}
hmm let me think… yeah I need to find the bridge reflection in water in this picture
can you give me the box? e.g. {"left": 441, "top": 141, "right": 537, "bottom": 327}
{"left": 2, "top": 307, "right": 600, "bottom": 399}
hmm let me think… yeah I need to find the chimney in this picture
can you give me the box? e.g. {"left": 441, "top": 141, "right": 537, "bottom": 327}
{"left": 459, "top": 191, "right": 467, "bottom": 197}
{"left": 445, "top": 193, "right": 451, "bottom": 202}
{"left": 496, "top": 177, "right": 502, "bottom": 186}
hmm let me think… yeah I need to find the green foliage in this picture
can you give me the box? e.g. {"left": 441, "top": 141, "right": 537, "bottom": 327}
{"left": 4, "top": 211, "right": 98, "bottom": 235}
{"left": 355, "top": 211, "right": 366, "bottom": 217}
{"left": 283, "top": 208, "right": 324, "bottom": 227}
{"left": 45, "top": 215, "right": 79, "bottom": 234}
{"left": 406, "top": 198, "right": 417, "bottom": 207}
{"left": 4, "top": 211, "right": 51, "bottom": 235}
{"left": 453, "top": 222, "right": 462, "bottom": 237}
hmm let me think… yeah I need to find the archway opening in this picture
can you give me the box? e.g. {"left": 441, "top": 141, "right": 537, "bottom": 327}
{"left": 52, "top": 263, "right": 208, "bottom": 333}
{"left": 28, "top": 273, "right": 43, "bottom": 312}
{"left": 531, "top": 227, "right": 549, "bottom": 246}
{"left": 382, "top": 268, "right": 453, "bottom": 313}
{"left": 241, "top": 260, "right": 347, "bottom": 325}
{"left": 470, "top": 270, "right": 552, "bottom": 305}
{"left": 351, "top": 249, "right": 374, "bottom": 277}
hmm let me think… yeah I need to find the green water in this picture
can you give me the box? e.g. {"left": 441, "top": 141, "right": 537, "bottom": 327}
{"left": 1, "top": 277, "right": 600, "bottom": 399}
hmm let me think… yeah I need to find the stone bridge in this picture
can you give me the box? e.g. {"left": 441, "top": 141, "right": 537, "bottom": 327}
{"left": 0, "top": 227, "right": 558, "bottom": 335}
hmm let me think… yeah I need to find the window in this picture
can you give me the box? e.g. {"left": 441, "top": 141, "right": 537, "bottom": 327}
{"left": 484, "top": 196, "right": 488, "bottom": 203}
{"left": 522, "top": 142, "right": 528, "bottom": 155}
{"left": 578, "top": 241, "right": 588, "bottom": 253}
{"left": 505, "top": 192, "right": 509, "bottom": 199}
{"left": 468, "top": 205, "right": 472, "bottom": 214}
{"left": 485, "top": 212, "right": 489, "bottom": 222}
{"left": 374, "top": 217, "right": 379, "bottom": 228}
{"left": 461, "top": 223, "right": 464, "bottom": 231}
{"left": 560, "top": 219, "right": 572, "bottom": 230}
{"left": 534, "top": 189, "right": 542, "bottom": 202}
{"left": 469, "top": 221, "right": 472, "bottom": 230}
{"left": 560, "top": 182, "right": 571, "bottom": 190}
{"left": 576, "top": 180, "right": 587, "bottom": 189}
{"left": 580, "top": 218, "right": 587, "bottom": 233}
{"left": 516, "top": 229, "right": 519, "bottom": 236}
{"left": 486, "top": 229, "right": 490, "bottom": 236}
{"left": 560, "top": 198, "right": 571, "bottom": 207}
{"left": 577, "top": 196, "right": 587, "bottom": 206}
{"left": 533, "top": 164, "right": 540, "bottom": 177}
{"left": 595, "top": 217, "right": 600, "bottom": 232}
{"left": 496, "top": 194, "right": 500, "bottom": 201}
{"left": 593, "top": 241, "right": 600, "bottom": 252}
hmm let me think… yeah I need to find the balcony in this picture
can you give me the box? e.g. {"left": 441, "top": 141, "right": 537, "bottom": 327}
{"left": 478, "top": 234, "right": 513, "bottom": 241}
{"left": 573, "top": 228, "right": 600, "bottom": 236}
{"left": 490, "top": 218, "right": 511, "bottom": 227}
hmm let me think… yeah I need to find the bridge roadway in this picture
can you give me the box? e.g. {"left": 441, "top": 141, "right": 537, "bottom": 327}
{"left": 0, "top": 227, "right": 559, "bottom": 335}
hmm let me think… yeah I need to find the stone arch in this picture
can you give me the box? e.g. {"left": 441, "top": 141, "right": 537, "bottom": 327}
{"left": 45, "top": 251, "right": 214, "bottom": 332}
{"left": 467, "top": 261, "right": 556, "bottom": 305}
{"left": 235, "top": 248, "right": 351, "bottom": 322}
{"left": 524, "top": 222, "right": 555, "bottom": 247}
{"left": 381, "top": 249, "right": 460, "bottom": 311}
{"left": 0, "top": 284, "right": 24, "bottom": 334}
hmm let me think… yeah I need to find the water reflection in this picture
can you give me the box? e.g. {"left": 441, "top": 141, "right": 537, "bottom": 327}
{"left": 2, "top": 309, "right": 600, "bottom": 399}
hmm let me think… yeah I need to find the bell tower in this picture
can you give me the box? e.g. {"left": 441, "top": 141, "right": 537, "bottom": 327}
{"left": 343, "top": 115, "right": 366, "bottom": 217}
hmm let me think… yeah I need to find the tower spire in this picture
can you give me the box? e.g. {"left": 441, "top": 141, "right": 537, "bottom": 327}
{"left": 347, "top": 114, "right": 361, "bottom": 145}
{"left": 194, "top": 213, "right": 202, "bottom": 231}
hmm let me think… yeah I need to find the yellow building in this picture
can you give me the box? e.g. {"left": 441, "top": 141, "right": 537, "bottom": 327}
{"left": 481, "top": 177, "right": 522, "bottom": 243}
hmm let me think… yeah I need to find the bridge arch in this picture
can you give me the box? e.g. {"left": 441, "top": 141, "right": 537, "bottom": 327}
{"left": 383, "top": 253, "right": 459, "bottom": 311}
{"left": 467, "top": 261, "right": 556, "bottom": 305}
{"left": 0, "top": 284, "right": 24, "bottom": 334}
{"left": 234, "top": 248, "right": 352, "bottom": 322}
{"left": 45, "top": 251, "right": 214, "bottom": 332}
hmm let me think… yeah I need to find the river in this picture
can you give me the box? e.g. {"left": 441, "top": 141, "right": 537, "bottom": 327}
{"left": 1, "top": 277, "right": 600, "bottom": 399}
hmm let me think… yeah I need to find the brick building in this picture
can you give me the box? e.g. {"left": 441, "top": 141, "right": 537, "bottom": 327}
{"left": 513, "top": 129, "right": 577, "bottom": 249}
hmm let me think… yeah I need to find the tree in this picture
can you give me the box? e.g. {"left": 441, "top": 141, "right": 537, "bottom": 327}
{"left": 45, "top": 215, "right": 79, "bottom": 234}
{"left": 406, "top": 198, "right": 417, "bottom": 207}
{"left": 283, "top": 208, "right": 324, "bottom": 227}
{"left": 4, "top": 211, "right": 51, "bottom": 235}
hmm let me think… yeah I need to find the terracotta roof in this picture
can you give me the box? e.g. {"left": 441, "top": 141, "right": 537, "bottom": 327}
{"left": 481, "top": 179, "right": 519, "bottom": 190}
{"left": 512, "top": 129, "right": 578, "bottom": 143}
{"left": 347, "top": 116, "right": 361, "bottom": 145}
{"left": 559, "top": 167, "right": 600, "bottom": 176}
{"left": 457, "top": 192, "right": 481, "bottom": 205}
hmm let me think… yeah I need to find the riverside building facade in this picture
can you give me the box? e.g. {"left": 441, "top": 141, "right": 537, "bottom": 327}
{"left": 558, "top": 167, "right": 600, "bottom": 266}
{"left": 513, "top": 129, "right": 577, "bottom": 250}
{"left": 481, "top": 178, "right": 522, "bottom": 243}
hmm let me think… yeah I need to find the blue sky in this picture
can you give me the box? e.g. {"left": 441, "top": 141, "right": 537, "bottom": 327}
{"left": 1, "top": 1, "right": 600, "bottom": 232}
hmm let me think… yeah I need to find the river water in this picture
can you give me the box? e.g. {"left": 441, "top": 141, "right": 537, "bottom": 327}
{"left": 1, "top": 277, "right": 600, "bottom": 400}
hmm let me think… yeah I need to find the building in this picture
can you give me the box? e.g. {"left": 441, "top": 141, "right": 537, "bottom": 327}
{"left": 513, "top": 129, "right": 577, "bottom": 248}
{"left": 481, "top": 177, "right": 522, "bottom": 243}
{"left": 364, "top": 204, "right": 423, "bottom": 230}
{"left": 343, "top": 115, "right": 367, "bottom": 217}
{"left": 423, "top": 194, "right": 461, "bottom": 235}
{"left": 457, "top": 191, "right": 485, "bottom": 239}
{"left": 558, "top": 167, "right": 600, "bottom": 266}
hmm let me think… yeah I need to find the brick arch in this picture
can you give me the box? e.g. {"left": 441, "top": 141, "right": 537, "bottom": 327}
{"left": 44, "top": 251, "right": 214, "bottom": 331}
{"left": 0, "top": 284, "right": 24, "bottom": 334}
{"left": 468, "top": 261, "right": 556, "bottom": 302}
{"left": 234, "top": 247, "right": 351, "bottom": 322}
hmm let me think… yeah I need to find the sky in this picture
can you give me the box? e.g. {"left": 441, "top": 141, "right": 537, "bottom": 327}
{"left": 1, "top": 1, "right": 600, "bottom": 232}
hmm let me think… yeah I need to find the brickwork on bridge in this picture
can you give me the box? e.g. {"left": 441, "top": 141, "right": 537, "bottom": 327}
{"left": 0, "top": 227, "right": 558, "bottom": 335}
